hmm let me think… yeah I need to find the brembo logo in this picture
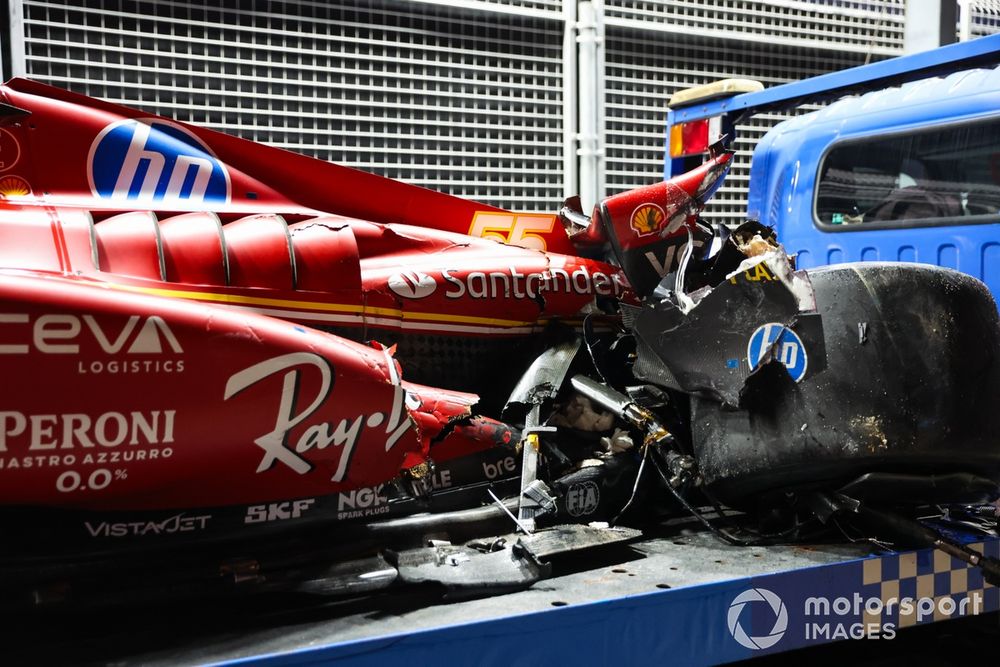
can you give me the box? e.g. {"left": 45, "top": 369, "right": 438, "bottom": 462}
{"left": 388, "top": 271, "right": 437, "bottom": 299}
{"left": 88, "top": 118, "right": 230, "bottom": 203}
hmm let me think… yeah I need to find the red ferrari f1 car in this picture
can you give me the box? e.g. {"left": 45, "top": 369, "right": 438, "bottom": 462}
{"left": 2, "top": 78, "right": 1000, "bottom": 607}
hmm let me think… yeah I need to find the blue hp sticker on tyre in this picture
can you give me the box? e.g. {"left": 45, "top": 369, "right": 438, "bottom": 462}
{"left": 88, "top": 119, "right": 230, "bottom": 203}
{"left": 747, "top": 323, "right": 808, "bottom": 382}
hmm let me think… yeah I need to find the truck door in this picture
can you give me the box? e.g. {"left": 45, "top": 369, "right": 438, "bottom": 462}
{"left": 792, "top": 116, "right": 1000, "bottom": 295}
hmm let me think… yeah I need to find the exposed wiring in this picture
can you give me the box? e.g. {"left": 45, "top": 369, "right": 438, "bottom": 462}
{"left": 487, "top": 488, "right": 533, "bottom": 535}
{"left": 610, "top": 442, "right": 650, "bottom": 526}
{"left": 699, "top": 485, "right": 809, "bottom": 540}
{"left": 831, "top": 515, "right": 893, "bottom": 551}
{"left": 582, "top": 314, "right": 608, "bottom": 385}
{"left": 649, "top": 452, "right": 761, "bottom": 546}
{"left": 674, "top": 225, "right": 696, "bottom": 312}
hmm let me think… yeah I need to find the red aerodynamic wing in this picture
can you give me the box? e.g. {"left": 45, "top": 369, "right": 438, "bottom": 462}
{"left": 0, "top": 77, "right": 575, "bottom": 254}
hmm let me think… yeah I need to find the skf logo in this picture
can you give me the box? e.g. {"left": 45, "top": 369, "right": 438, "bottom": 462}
{"left": 244, "top": 499, "right": 315, "bottom": 524}
{"left": 630, "top": 204, "right": 665, "bottom": 237}
{"left": 89, "top": 119, "right": 230, "bottom": 203}
{"left": 747, "top": 323, "right": 808, "bottom": 382}
{"left": 388, "top": 271, "right": 437, "bottom": 299}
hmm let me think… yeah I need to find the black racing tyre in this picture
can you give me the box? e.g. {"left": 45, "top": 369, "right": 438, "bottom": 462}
{"left": 691, "top": 262, "right": 1000, "bottom": 506}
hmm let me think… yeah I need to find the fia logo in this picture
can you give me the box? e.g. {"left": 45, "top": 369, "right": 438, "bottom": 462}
{"left": 565, "top": 480, "right": 600, "bottom": 517}
{"left": 746, "top": 323, "right": 808, "bottom": 382}
{"left": 88, "top": 119, "right": 230, "bottom": 203}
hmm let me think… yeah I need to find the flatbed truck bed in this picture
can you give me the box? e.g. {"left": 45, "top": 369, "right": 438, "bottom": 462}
{"left": 17, "top": 520, "right": 998, "bottom": 666}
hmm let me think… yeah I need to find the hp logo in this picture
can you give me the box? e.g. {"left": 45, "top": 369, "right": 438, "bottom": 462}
{"left": 89, "top": 119, "right": 230, "bottom": 203}
{"left": 747, "top": 323, "right": 808, "bottom": 382}
{"left": 727, "top": 588, "right": 788, "bottom": 650}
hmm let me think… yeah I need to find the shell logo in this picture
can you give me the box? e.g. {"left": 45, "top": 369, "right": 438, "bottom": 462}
{"left": 0, "top": 175, "right": 31, "bottom": 198}
{"left": 630, "top": 203, "right": 665, "bottom": 236}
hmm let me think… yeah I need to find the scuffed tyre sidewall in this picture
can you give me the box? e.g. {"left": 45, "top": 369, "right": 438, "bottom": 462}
{"left": 690, "top": 262, "right": 1000, "bottom": 507}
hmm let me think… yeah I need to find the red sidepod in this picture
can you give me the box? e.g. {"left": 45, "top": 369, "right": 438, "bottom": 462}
{"left": 0, "top": 271, "right": 479, "bottom": 511}
{"left": 0, "top": 202, "right": 631, "bottom": 340}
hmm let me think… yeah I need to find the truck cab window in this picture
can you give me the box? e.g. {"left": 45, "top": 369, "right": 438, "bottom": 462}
{"left": 816, "top": 118, "right": 1000, "bottom": 227}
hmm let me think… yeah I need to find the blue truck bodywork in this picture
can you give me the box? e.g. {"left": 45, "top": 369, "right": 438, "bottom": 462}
{"left": 665, "top": 34, "right": 1000, "bottom": 295}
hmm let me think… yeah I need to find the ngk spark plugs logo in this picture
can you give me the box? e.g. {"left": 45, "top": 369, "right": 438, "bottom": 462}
{"left": 337, "top": 484, "right": 391, "bottom": 520}
{"left": 0, "top": 313, "right": 185, "bottom": 375}
{"left": 89, "top": 118, "right": 230, "bottom": 203}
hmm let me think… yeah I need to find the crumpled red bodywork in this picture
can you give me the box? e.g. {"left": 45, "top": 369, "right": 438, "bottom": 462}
{"left": 0, "top": 78, "right": 634, "bottom": 512}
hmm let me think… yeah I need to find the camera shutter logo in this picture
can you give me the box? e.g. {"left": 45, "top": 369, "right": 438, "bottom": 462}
{"left": 727, "top": 588, "right": 788, "bottom": 650}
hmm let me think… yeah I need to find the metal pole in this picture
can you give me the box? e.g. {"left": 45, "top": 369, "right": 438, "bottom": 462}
{"left": 577, "top": 0, "right": 598, "bottom": 210}
{"left": 594, "top": 0, "right": 605, "bottom": 202}
{"left": 904, "top": 0, "right": 958, "bottom": 54}
{"left": 958, "top": 0, "right": 972, "bottom": 42}
{"left": 562, "top": 0, "right": 578, "bottom": 202}
{"left": 7, "top": 0, "right": 26, "bottom": 77}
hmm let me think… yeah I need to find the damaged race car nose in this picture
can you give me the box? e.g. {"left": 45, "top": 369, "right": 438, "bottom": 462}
{"left": 590, "top": 149, "right": 734, "bottom": 298}
{"left": 601, "top": 147, "right": 733, "bottom": 241}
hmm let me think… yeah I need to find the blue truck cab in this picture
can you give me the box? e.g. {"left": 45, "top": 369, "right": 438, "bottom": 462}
{"left": 665, "top": 34, "right": 1000, "bottom": 295}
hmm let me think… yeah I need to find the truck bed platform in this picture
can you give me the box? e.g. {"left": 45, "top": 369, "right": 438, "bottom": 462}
{"left": 17, "top": 521, "right": 998, "bottom": 666}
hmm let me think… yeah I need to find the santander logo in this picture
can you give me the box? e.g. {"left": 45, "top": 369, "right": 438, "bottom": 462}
{"left": 388, "top": 271, "right": 437, "bottom": 299}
